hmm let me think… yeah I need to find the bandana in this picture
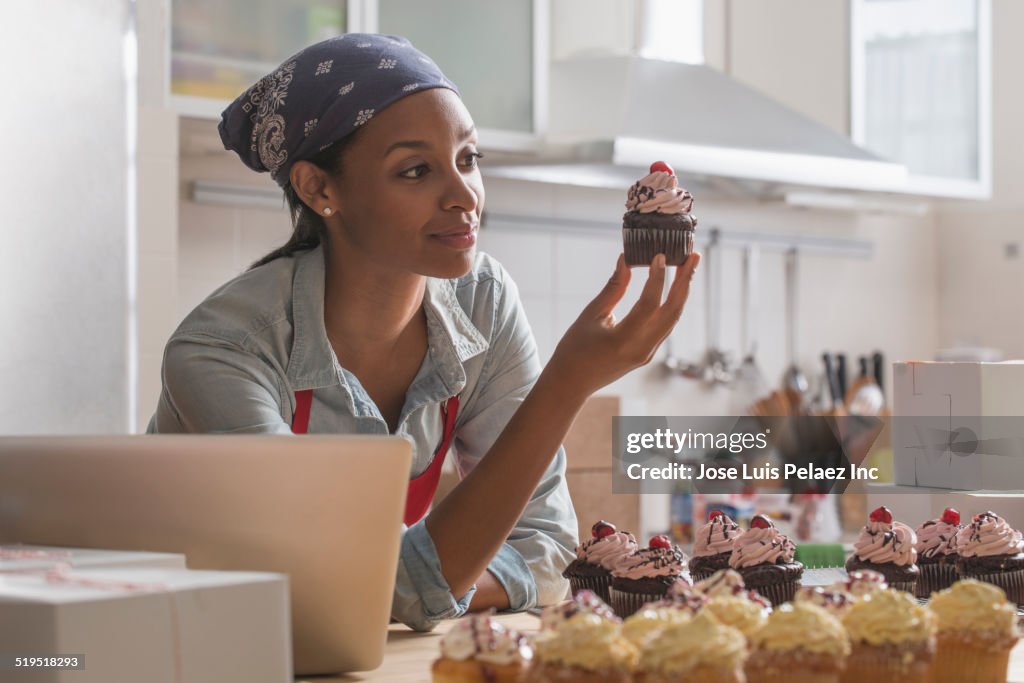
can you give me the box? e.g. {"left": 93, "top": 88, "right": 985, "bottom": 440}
{"left": 218, "top": 33, "right": 459, "bottom": 187}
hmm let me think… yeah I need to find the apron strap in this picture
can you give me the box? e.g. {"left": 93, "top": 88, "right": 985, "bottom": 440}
{"left": 289, "top": 390, "right": 460, "bottom": 527}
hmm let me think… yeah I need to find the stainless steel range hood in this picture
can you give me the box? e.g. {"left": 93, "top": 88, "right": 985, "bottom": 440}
{"left": 485, "top": 54, "right": 909, "bottom": 196}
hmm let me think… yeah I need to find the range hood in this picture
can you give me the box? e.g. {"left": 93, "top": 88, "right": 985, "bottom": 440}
{"left": 484, "top": 54, "right": 909, "bottom": 197}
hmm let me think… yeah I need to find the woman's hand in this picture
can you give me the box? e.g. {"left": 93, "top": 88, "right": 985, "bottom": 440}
{"left": 547, "top": 252, "right": 701, "bottom": 397}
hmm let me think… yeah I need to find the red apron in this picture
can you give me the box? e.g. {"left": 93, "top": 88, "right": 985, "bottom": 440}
{"left": 290, "top": 389, "right": 459, "bottom": 527}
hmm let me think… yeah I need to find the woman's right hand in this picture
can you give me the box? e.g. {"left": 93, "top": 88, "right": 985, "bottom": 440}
{"left": 547, "top": 251, "right": 701, "bottom": 398}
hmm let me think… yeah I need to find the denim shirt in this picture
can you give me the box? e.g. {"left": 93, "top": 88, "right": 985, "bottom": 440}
{"left": 147, "top": 245, "right": 578, "bottom": 630}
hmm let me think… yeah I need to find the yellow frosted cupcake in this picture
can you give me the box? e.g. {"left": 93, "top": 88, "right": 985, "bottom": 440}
{"left": 928, "top": 579, "right": 1019, "bottom": 683}
{"left": 431, "top": 614, "right": 533, "bottom": 683}
{"left": 532, "top": 612, "right": 637, "bottom": 683}
{"left": 840, "top": 589, "right": 936, "bottom": 683}
{"left": 621, "top": 602, "right": 699, "bottom": 651}
{"left": 636, "top": 610, "right": 747, "bottom": 683}
{"left": 746, "top": 602, "right": 850, "bottom": 683}
{"left": 704, "top": 594, "right": 770, "bottom": 641}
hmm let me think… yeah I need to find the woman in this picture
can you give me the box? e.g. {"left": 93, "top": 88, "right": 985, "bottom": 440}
{"left": 148, "top": 34, "right": 701, "bottom": 631}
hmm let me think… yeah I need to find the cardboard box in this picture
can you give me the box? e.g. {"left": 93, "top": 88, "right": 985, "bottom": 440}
{"left": 0, "top": 567, "right": 291, "bottom": 683}
{"left": 0, "top": 545, "right": 186, "bottom": 573}
{"left": 893, "top": 361, "right": 1024, "bottom": 490}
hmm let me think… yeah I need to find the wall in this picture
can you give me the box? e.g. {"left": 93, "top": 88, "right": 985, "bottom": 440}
{"left": 0, "top": 1, "right": 132, "bottom": 433}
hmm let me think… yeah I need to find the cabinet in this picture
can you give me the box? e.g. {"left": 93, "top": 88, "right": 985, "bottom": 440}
{"left": 169, "top": 0, "right": 546, "bottom": 149}
{"left": 851, "top": 0, "right": 992, "bottom": 198}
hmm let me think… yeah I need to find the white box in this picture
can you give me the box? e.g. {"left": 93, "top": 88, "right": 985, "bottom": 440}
{"left": 0, "top": 545, "right": 186, "bottom": 573}
{"left": 893, "top": 361, "right": 1024, "bottom": 490}
{"left": 0, "top": 567, "right": 291, "bottom": 683}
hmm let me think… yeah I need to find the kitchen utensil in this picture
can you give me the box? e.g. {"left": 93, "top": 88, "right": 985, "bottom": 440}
{"left": 822, "top": 352, "right": 847, "bottom": 416}
{"left": 783, "top": 248, "right": 808, "bottom": 402}
{"left": 847, "top": 355, "right": 884, "bottom": 416}
{"left": 836, "top": 353, "right": 848, "bottom": 401}
{"left": 733, "top": 245, "right": 767, "bottom": 410}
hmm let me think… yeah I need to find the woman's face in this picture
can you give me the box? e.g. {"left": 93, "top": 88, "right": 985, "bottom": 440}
{"left": 322, "top": 88, "right": 484, "bottom": 279}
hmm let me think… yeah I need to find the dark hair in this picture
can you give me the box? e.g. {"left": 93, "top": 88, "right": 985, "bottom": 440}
{"left": 249, "top": 133, "right": 357, "bottom": 270}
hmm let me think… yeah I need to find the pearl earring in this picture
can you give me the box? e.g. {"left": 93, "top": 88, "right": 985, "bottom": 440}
{"left": 322, "top": 207, "right": 333, "bottom": 216}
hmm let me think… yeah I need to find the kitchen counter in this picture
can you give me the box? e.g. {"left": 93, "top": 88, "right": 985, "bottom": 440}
{"left": 301, "top": 612, "right": 1024, "bottom": 683}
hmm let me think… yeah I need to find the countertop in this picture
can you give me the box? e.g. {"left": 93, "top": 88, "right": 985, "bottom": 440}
{"left": 300, "top": 612, "right": 1024, "bottom": 683}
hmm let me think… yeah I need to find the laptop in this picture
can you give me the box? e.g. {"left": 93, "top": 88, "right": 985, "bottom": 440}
{"left": 0, "top": 434, "right": 411, "bottom": 675}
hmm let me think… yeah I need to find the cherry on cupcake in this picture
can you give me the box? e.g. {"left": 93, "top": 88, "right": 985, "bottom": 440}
{"left": 649, "top": 534, "right": 672, "bottom": 549}
{"left": 708, "top": 509, "right": 724, "bottom": 521}
{"left": 869, "top": 506, "right": 893, "bottom": 524}
{"left": 649, "top": 161, "right": 674, "bottom": 176}
{"left": 941, "top": 507, "right": 961, "bottom": 525}
{"left": 592, "top": 520, "right": 616, "bottom": 539}
{"left": 750, "top": 514, "right": 773, "bottom": 529}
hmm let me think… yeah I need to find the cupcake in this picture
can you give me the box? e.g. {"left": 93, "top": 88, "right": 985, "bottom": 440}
{"left": 622, "top": 161, "right": 697, "bottom": 267}
{"left": 432, "top": 613, "right": 533, "bottom": 683}
{"left": 609, "top": 535, "right": 687, "bottom": 618}
{"left": 728, "top": 514, "right": 804, "bottom": 606}
{"left": 746, "top": 602, "right": 850, "bottom": 683}
{"left": 540, "top": 589, "right": 620, "bottom": 632}
{"left": 703, "top": 594, "right": 770, "bottom": 640}
{"left": 844, "top": 506, "right": 919, "bottom": 593}
{"left": 562, "top": 520, "right": 638, "bottom": 602}
{"left": 621, "top": 596, "right": 704, "bottom": 650}
{"left": 928, "top": 579, "right": 1020, "bottom": 683}
{"left": 690, "top": 568, "right": 773, "bottom": 609}
{"left": 532, "top": 612, "right": 637, "bottom": 683}
{"left": 914, "top": 507, "right": 963, "bottom": 597}
{"left": 840, "top": 589, "right": 936, "bottom": 683}
{"left": 954, "top": 510, "right": 1024, "bottom": 605}
{"left": 830, "top": 568, "right": 887, "bottom": 598}
{"left": 636, "top": 610, "right": 747, "bottom": 683}
{"left": 689, "top": 510, "right": 744, "bottom": 581}
{"left": 794, "top": 585, "right": 855, "bottom": 618}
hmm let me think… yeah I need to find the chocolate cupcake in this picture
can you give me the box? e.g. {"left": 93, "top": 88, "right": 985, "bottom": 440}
{"left": 954, "top": 510, "right": 1024, "bottom": 605}
{"left": 622, "top": 161, "right": 697, "bottom": 267}
{"left": 609, "top": 535, "right": 687, "bottom": 618}
{"left": 844, "top": 506, "right": 919, "bottom": 594}
{"left": 914, "top": 507, "right": 963, "bottom": 598}
{"left": 689, "top": 509, "right": 744, "bottom": 581}
{"left": 562, "top": 520, "right": 637, "bottom": 602}
{"left": 728, "top": 514, "right": 804, "bottom": 606}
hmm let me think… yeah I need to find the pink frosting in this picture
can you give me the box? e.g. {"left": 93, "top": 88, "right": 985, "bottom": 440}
{"left": 852, "top": 520, "right": 917, "bottom": 566}
{"left": 625, "top": 171, "right": 696, "bottom": 216}
{"left": 955, "top": 511, "right": 1024, "bottom": 558}
{"left": 611, "top": 546, "right": 687, "bottom": 580}
{"left": 576, "top": 531, "right": 638, "bottom": 570}
{"left": 915, "top": 519, "right": 962, "bottom": 559}
{"left": 728, "top": 522, "right": 796, "bottom": 568}
{"left": 693, "top": 514, "right": 744, "bottom": 558}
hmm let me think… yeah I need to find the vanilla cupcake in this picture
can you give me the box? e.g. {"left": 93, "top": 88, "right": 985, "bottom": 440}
{"left": 845, "top": 506, "right": 919, "bottom": 593}
{"left": 637, "top": 610, "right": 747, "bottom": 683}
{"left": 432, "top": 614, "right": 533, "bottom": 683}
{"left": 955, "top": 510, "right": 1024, "bottom": 605}
{"left": 689, "top": 510, "right": 744, "bottom": 581}
{"left": 621, "top": 599, "right": 702, "bottom": 651}
{"left": 928, "top": 579, "right": 1020, "bottom": 683}
{"left": 691, "top": 568, "right": 773, "bottom": 609}
{"left": 915, "top": 507, "right": 963, "bottom": 597}
{"left": 532, "top": 612, "right": 637, "bottom": 683}
{"left": 795, "top": 585, "right": 855, "bottom": 618}
{"left": 563, "top": 520, "right": 638, "bottom": 602}
{"left": 540, "top": 589, "right": 619, "bottom": 632}
{"left": 830, "top": 568, "right": 887, "bottom": 598}
{"left": 840, "top": 589, "right": 936, "bottom": 683}
{"left": 704, "top": 595, "right": 770, "bottom": 641}
{"left": 746, "top": 602, "right": 850, "bottom": 683}
{"left": 728, "top": 514, "right": 804, "bottom": 606}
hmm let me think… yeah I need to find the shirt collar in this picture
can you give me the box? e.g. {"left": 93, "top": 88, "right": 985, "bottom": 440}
{"left": 285, "top": 245, "right": 489, "bottom": 393}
